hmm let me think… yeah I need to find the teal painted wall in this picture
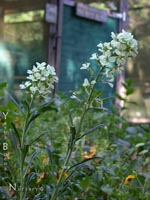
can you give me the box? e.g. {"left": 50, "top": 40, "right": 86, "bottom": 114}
{"left": 59, "top": 5, "right": 118, "bottom": 100}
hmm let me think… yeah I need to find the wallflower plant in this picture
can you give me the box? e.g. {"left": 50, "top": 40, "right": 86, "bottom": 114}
{"left": 0, "top": 30, "right": 138, "bottom": 200}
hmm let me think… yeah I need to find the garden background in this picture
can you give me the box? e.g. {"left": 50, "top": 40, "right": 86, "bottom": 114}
{"left": 0, "top": 0, "right": 150, "bottom": 199}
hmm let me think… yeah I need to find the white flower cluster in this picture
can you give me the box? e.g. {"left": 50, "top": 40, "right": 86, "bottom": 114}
{"left": 20, "top": 62, "right": 58, "bottom": 97}
{"left": 81, "top": 30, "right": 138, "bottom": 88}
{"left": 96, "top": 30, "right": 138, "bottom": 69}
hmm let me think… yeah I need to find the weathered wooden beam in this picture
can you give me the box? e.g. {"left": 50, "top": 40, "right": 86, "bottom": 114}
{"left": 0, "top": 5, "right": 4, "bottom": 38}
{"left": 55, "top": 0, "right": 63, "bottom": 78}
{"left": 118, "top": 0, "right": 128, "bottom": 31}
{"left": 115, "top": 0, "right": 128, "bottom": 112}
{"left": 47, "top": 0, "right": 63, "bottom": 93}
{"left": 76, "top": 2, "right": 108, "bottom": 23}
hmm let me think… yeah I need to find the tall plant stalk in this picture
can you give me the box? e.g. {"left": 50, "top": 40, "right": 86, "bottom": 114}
{"left": 50, "top": 67, "right": 104, "bottom": 200}
{"left": 19, "top": 96, "right": 34, "bottom": 200}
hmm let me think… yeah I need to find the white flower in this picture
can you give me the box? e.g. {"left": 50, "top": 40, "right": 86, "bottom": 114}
{"left": 27, "top": 69, "right": 32, "bottom": 74}
{"left": 36, "top": 62, "right": 46, "bottom": 70}
{"left": 20, "top": 84, "right": 26, "bottom": 89}
{"left": 99, "top": 55, "right": 108, "bottom": 66}
{"left": 47, "top": 65, "right": 56, "bottom": 75}
{"left": 27, "top": 75, "right": 36, "bottom": 81}
{"left": 30, "top": 86, "right": 38, "bottom": 93}
{"left": 24, "top": 81, "right": 31, "bottom": 87}
{"left": 116, "top": 56, "right": 126, "bottom": 66}
{"left": 70, "top": 95, "right": 77, "bottom": 99}
{"left": 20, "top": 62, "right": 58, "bottom": 97}
{"left": 108, "top": 82, "right": 114, "bottom": 88}
{"left": 97, "top": 42, "right": 112, "bottom": 52}
{"left": 83, "top": 78, "right": 90, "bottom": 87}
{"left": 90, "top": 53, "right": 98, "bottom": 60}
{"left": 99, "top": 52, "right": 116, "bottom": 66}
{"left": 91, "top": 80, "right": 96, "bottom": 85}
{"left": 34, "top": 72, "right": 41, "bottom": 79}
{"left": 80, "top": 63, "right": 90, "bottom": 70}
{"left": 32, "top": 65, "right": 39, "bottom": 72}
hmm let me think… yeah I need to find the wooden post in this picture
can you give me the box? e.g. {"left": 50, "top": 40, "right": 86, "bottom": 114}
{"left": 47, "top": 0, "right": 57, "bottom": 67}
{"left": 55, "top": 0, "right": 63, "bottom": 80}
{"left": 0, "top": 4, "right": 4, "bottom": 40}
{"left": 115, "top": 0, "right": 128, "bottom": 112}
{"left": 119, "top": 0, "right": 128, "bottom": 31}
{"left": 47, "top": 0, "right": 63, "bottom": 92}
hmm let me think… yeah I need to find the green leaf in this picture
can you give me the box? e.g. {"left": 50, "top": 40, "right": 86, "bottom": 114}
{"left": 24, "top": 151, "right": 40, "bottom": 177}
{"left": 127, "top": 101, "right": 137, "bottom": 105}
{"left": 122, "top": 82, "right": 128, "bottom": 89}
{"left": 126, "top": 88, "right": 134, "bottom": 95}
{"left": 24, "top": 112, "right": 40, "bottom": 135}
{"left": 10, "top": 129, "right": 19, "bottom": 153}
{"left": 101, "top": 185, "right": 113, "bottom": 195}
{"left": 76, "top": 124, "right": 105, "bottom": 141}
{"left": 7, "top": 92, "right": 22, "bottom": 113}
{"left": 22, "top": 145, "right": 29, "bottom": 163}
{"left": 27, "top": 132, "right": 47, "bottom": 146}
{"left": 115, "top": 93, "right": 126, "bottom": 101}
{"left": 121, "top": 106, "right": 128, "bottom": 111}
{"left": 11, "top": 122, "right": 21, "bottom": 147}
{"left": 126, "top": 79, "right": 133, "bottom": 87}
{"left": 67, "top": 156, "right": 101, "bottom": 172}
{"left": 80, "top": 176, "right": 91, "bottom": 188}
{"left": 0, "top": 82, "right": 7, "bottom": 89}
{"left": 38, "top": 102, "right": 57, "bottom": 113}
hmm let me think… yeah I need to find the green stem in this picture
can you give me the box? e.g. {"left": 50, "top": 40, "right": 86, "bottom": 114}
{"left": 136, "top": 175, "right": 145, "bottom": 194}
{"left": 21, "top": 112, "right": 29, "bottom": 149}
{"left": 19, "top": 95, "right": 35, "bottom": 200}
{"left": 51, "top": 66, "right": 104, "bottom": 200}
{"left": 77, "top": 66, "right": 104, "bottom": 136}
{"left": 51, "top": 121, "right": 76, "bottom": 200}
{"left": 50, "top": 143, "right": 73, "bottom": 200}
{"left": 21, "top": 95, "right": 35, "bottom": 148}
{"left": 19, "top": 152, "right": 25, "bottom": 200}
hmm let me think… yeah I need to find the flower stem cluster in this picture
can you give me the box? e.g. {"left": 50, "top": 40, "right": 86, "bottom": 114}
{"left": 97, "top": 30, "right": 138, "bottom": 69}
{"left": 81, "top": 30, "right": 138, "bottom": 88}
{"left": 20, "top": 62, "right": 58, "bottom": 97}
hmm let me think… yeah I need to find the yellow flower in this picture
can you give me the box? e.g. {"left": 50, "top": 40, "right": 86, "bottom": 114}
{"left": 83, "top": 145, "right": 96, "bottom": 159}
{"left": 36, "top": 172, "right": 45, "bottom": 183}
{"left": 27, "top": 167, "right": 32, "bottom": 174}
{"left": 125, "top": 175, "right": 135, "bottom": 184}
{"left": 5, "top": 152, "right": 11, "bottom": 160}
{"left": 14, "top": 117, "right": 23, "bottom": 127}
{"left": 38, "top": 143, "right": 43, "bottom": 148}
{"left": 42, "top": 156, "right": 48, "bottom": 164}
{"left": 57, "top": 169, "right": 68, "bottom": 180}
